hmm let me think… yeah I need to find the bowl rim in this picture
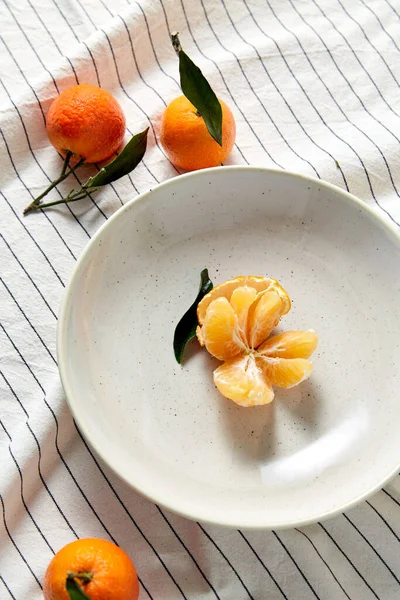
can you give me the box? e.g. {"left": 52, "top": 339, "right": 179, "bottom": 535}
{"left": 57, "top": 165, "right": 400, "bottom": 530}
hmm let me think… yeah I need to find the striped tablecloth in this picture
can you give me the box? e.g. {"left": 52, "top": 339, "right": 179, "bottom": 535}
{"left": 1, "top": 0, "right": 400, "bottom": 598}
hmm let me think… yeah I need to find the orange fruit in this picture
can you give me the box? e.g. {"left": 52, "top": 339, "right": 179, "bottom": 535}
{"left": 160, "top": 95, "right": 236, "bottom": 171}
{"left": 46, "top": 84, "right": 126, "bottom": 163}
{"left": 43, "top": 538, "right": 139, "bottom": 600}
{"left": 196, "top": 277, "right": 318, "bottom": 407}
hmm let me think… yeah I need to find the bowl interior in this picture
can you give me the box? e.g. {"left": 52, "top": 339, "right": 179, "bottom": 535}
{"left": 59, "top": 167, "right": 400, "bottom": 528}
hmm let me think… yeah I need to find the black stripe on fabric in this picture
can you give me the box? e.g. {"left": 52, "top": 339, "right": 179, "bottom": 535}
{"left": 238, "top": 531, "right": 288, "bottom": 599}
{"left": 310, "top": 0, "right": 400, "bottom": 133}
{"left": 118, "top": 14, "right": 171, "bottom": 108}
{"left": 0, "top": 191, "right": 65, "bottom": 289}
{"left": 27, "top": 0, "right": 79, "bottom": 84}
{"left": 131, "top": 0, "right": 178, "bottom": 87}
{"left": 366, "top": 500, "right": 400, "bottom": 543}
{"left": 0, "top": 278, "right": 56, "bottom": 365}
{"left": 239, "top": 0, "right": 349, "bottom": 189}
{"left": 383, "top": 488, "right": 400, "bottom": 508}
{"left": 0, "top": 35, "right": 46, "bottom": 124}
{"left": 318, "top": 522, "right": 380, "bottom": 599}
{"left": 220, "top": 0, "right": 344, "bottom": 184}
{"left": 197, "top": 523, "right": 255, "bottom": 600}
{"left": 272, "top": 531, "right": 320, "bottom": 599}
{"left": 156, "top": 507, "right": 221, "bottom": 600}
{"left": 383, "top": 0, "right": 400, "bottom": 20}
{"left": 336, "top": 0, "right": 400, "bottom": 89}
{"left": 0, "top": 419, "right": 12, "bottom": 441}
{"left": 0, "top": 494, "right": 42, "bottom": 589}
{"left": 1, "top": 370, "right": 79, "bottom": 539}
{"left": 0, "top": 127, "right": 79, "bottom": 266}
{"left": 0, "top": 575, "right": 16, "bottom": 600}
{"left": 263, "top": 0, "right": 381, "bottom": 199}
{"left": 156, "top": 0, "right": 249, "bottom": 165}
{"left": 295, "top": 528, "right": 352, "bottom": 600}
{"left": 265, "top": 0, "right": 375, "bottom": 200}
{"left": 75, "top": 427, "right": 189, "bottom": 600}
{"left": 343, "top": 513, "right": 400, "bottom": 585}
{"left": 82, "top": 40, "right": 101, "bottom": 86}
{"left": 74, "top": 0, "right": 97, "bottom": 30}
{"left": 359, "top": 0, "right": 400, "bottom": 53}
{"left": 0, "top": 232, "right": 57, "bottom": 319}
{"left": 2, "top": 0, "right": 59, "bottom": 95}
{"left": 285, "top": 0, "right": 400, "bottom": 227}
{"left": 199, "top": 0, "right": 320, "bottom": 177}
{"left": 0, "top": 419, "right": 55, "bottom": 555}
{"left": 98, "top": 0, "right": 114, "bottom": 18}
{"left": 49, "top": 0, "right": 80, "bottom": 43}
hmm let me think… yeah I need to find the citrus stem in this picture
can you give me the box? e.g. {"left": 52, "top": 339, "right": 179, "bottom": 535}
{"left": 171, "top": 32, "right": 182, "bottom": 55}
{"left": 23, "top": 154, "right": 85, "bottom": 215}
{"left": 23, "top": 186, "right": 101, "bottom": 214}
{"left": 67, "top": 571, "right": 93, "bottom": 584}
{"left": 60, "top": 150, "right": 73, "bottom": 178}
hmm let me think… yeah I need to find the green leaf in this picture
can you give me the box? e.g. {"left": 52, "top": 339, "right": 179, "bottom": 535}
{"left": 172, "top": 34, "right": 223, "bottom": 146}
{"left": 85, "top": 128, "right": 149, "bottom": 188}
{"left": 66, "top": 576, "right": 92, "bottom": 600}
{"left": 174, "top": 269, "right": 213, "bottom": 364}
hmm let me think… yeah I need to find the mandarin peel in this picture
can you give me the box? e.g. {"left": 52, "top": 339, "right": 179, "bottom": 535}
{"left": 196, "top": 277, "right": 318, "bottom": 407}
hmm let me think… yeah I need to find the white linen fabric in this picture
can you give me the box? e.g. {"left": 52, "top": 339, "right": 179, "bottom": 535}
{"left": 1, "top": 0, "right": 400, "bottom": 598}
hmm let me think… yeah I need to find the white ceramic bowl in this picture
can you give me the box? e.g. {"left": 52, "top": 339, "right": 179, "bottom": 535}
{"left": 58, "top": 167, "right": 400, "bottom": 529}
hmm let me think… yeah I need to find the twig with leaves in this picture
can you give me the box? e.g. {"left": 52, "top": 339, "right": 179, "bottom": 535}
{"left": 23, "top": 128, "right": 149, "bottom": 215}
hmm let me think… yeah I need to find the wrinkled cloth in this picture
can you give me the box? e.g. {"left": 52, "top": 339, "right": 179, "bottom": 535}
{"left": 1, "top": 0, "right": 400, "bottom": 599}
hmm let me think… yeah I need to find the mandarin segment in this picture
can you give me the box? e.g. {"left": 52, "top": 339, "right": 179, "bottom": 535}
{"left": 214, "top": 355, "right": 275, "bottom": 407}
{"left": 201, "top": 297, "right": 244, "bottom": 361}
{"left": 258, "top": 330, "right": 318, "bottom": 359}
{"left": 229, "top": 286, "right": 257, "bottom": 341}
{"left": 247, "top": 290, "right": 284, "bottom": 349}
{"left": 258, "top": 357, "right": 313, "bottom": 389}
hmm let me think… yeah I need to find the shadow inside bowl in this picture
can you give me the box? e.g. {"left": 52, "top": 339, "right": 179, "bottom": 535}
{"left": 278, "top": 378, "right": 322, "bottom": 427}
{"left": 219, "top": 378, "right": 322, "bottom": 465}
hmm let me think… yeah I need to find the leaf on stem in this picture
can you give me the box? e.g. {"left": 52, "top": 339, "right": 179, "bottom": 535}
{"left": 172, "top": 33, "right": 223, "bottom": 146}
{"left": 85, "top": 128, "right": 149, "bottom": 188}
{"left": 173, "top": 269, "right": 213, "bottom": 364}
{"left": 66, "top": 575, "right": 92, "bottom": 600}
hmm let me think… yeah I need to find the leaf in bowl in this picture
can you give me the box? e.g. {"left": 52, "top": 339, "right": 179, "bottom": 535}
{"left": 174, "top": 269, "right": 213, "bottom": 364}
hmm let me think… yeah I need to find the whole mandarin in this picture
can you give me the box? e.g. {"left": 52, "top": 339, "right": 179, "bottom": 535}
{"left": 46, "top": 84, "right": 126, "bottom": 163}
{"left": 160, "top": 95, "right": 236, "bottom": 171}
{"left": 43, "top": 538, "right": 139, "bottom": 600}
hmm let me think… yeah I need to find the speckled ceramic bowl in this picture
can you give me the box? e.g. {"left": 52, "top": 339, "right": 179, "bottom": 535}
{"left": 58, "top": 166, "right": 400, "bottom": 529}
